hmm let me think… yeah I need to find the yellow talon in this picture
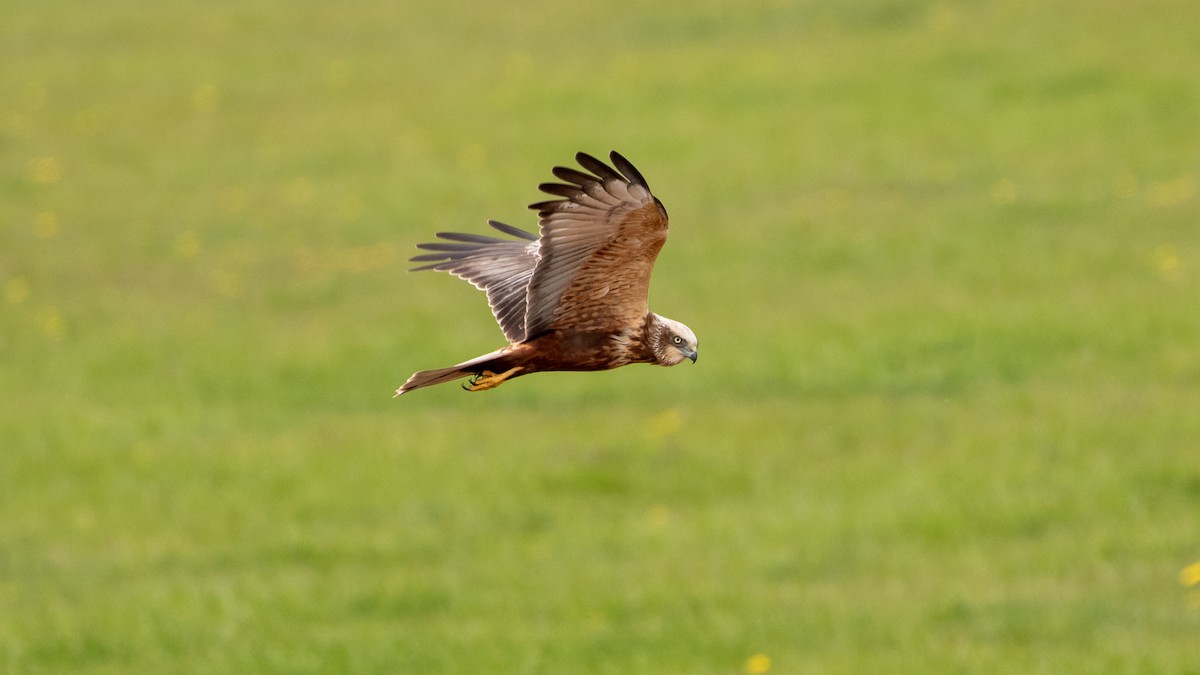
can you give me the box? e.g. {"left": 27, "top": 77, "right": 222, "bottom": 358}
{"left": 462, "top": 366, "right": 523, "bottom": 392}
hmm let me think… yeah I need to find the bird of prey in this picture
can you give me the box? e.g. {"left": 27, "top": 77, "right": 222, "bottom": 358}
{"left": 395, "top": 150, "right": 698, "bottom": 395}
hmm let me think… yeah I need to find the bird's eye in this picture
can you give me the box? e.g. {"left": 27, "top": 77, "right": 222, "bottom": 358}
{"left": 672, "top": 335, "right": 684, "bottom": 345}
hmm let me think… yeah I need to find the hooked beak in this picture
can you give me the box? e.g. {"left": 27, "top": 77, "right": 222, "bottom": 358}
{"left": 687, "top": 349, "right": 698, "bottom": 364}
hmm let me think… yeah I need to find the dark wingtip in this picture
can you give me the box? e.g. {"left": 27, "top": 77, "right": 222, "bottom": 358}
{"left": 527, "top": 199, "right": 559, "bottom": 213}
{"left": 609, "top": 150, "right": 648, "bottom": 188}
{"left": 575, "top": 151, "right": 601, "bottom": 167}
{"left": 432, "top": 231, "right": 502, "bottom": 244}
{"left": 574, "top": 152, "right": 622, "bottom": 182}
{"left": 487, "top": 219, "right": 538, "bottom": 240}
{"left": 551, "top": 166, "right": 592, "bottom": 186}
{"left": 538, "top": 182, "right": 585, "bottom": 199}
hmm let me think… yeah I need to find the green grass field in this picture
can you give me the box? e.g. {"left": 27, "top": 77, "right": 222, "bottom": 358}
{"left": 3, "top": 0, "right": 1199, "bottom": 672}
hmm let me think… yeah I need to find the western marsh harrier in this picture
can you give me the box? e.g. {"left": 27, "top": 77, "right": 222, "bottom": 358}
{"left": 395, "top": 151, "right": 697, "bottom": 395}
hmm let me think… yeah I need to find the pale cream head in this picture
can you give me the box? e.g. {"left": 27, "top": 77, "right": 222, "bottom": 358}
{"left": 650, "top": 314, "right": 698, "bottom": 366}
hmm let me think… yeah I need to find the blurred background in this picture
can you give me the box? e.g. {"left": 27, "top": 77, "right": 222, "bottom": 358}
{"left": 2, "top": 0, "right": 1198, "bottom": 672}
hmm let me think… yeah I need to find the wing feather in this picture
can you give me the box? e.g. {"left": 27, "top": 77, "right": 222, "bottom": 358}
{"left": 523, "top": 151, "right": 669, "bottom": 336}
{"left": 574, "top": 152, "right": 625, "bottom": 182}
{"left": 550, "top": 166, "right": 595, "bottom": 185}
{"left": 409, "top": 219, "right": 538, "bottom": 342}
{"left": 487, "top": 219, "right": 539, "bottom": 240}
{"left": 610, "top": 151, "right": 650, "bottom": 187}
{"left": 536, "top": 183, "right": 588, "bottom": 200}
{"left": 406, "top": 151, "right": 669, "bottom": 344}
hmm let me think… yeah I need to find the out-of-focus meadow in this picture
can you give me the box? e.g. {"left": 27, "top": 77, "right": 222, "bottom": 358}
{"left": 2, "top": 0, "right": 1199, "bottom": 672}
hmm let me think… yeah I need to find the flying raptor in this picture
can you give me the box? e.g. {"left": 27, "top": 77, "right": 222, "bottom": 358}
{"left": 395, "top": 151, "right": 698, "bottom": 395}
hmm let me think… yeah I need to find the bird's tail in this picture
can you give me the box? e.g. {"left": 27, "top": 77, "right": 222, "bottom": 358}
{"left": 394, "top": 348, "right": 508, "bottom": 396}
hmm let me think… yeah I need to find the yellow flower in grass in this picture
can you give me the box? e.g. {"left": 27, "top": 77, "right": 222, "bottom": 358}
{"left": 1181, "top": 561, "right": 1200, "bottom": 587}
{"left": 1184, "top": 561, "right": 1200, "bottom": 611}
{"left": 646, "top": 408, "right": 682, "bottom": 439}
{"left": 29, "top": 156, "right": 62, "bottom": 184}
{"left": 174, "top": 230, "right": 201, "bottom": 258}
{"left": 646, "top": 505, "right": 670, "bottom": 528}
{"left": 990, "top": 178, "right": 1018, "bottom": 204}
{"left": 927, "top": 4, "right": 959, "bottom": 32}
{"left": 34, "top": 211, "right": 59, "bottom": 238}
{"left": 745, "top": 653, "right": 771, "bottom": 674}
{"left": 1154, "top": 246, "right": 1182, "bottom": 282}
{"left": 1147, "top": 174, "right": 1196, "bottom": 208}
{"left": 37, "top": 305, "right": 64, "bottom": 340}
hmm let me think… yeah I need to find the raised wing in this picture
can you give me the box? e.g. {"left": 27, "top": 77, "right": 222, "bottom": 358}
{"left": 410, "top": 220, "right": 539, "bottom": 343}
{"left": 524, "top": 151, "right": 669, "bottom": 336}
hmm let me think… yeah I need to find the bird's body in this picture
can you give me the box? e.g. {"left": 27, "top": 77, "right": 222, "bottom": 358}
{"left": 395, "top": 151, "right": 697, "bottom": 395}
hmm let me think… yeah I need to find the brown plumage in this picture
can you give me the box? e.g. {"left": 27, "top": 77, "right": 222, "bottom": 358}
{"left": 395, "top": 151, "right": 698, "bottom": 395}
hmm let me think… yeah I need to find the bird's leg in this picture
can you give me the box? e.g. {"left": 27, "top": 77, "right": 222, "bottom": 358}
{"left": 462, "top": 366, "right": 523, "bottom": 392}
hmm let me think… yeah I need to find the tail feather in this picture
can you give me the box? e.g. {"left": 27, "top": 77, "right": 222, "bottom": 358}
{"left": 394, "top": 365, "right": 473, "bottom": 396}
{"left": 394, "top": 348, "right": 509, "bottom": 396}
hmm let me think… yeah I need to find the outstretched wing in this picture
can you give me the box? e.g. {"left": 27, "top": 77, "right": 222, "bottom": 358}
{"left": 410, "top": 220, "right": 539, "bottom": 343}
{"left": 524, "top": 151, "right": 669, "bottom": 336}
